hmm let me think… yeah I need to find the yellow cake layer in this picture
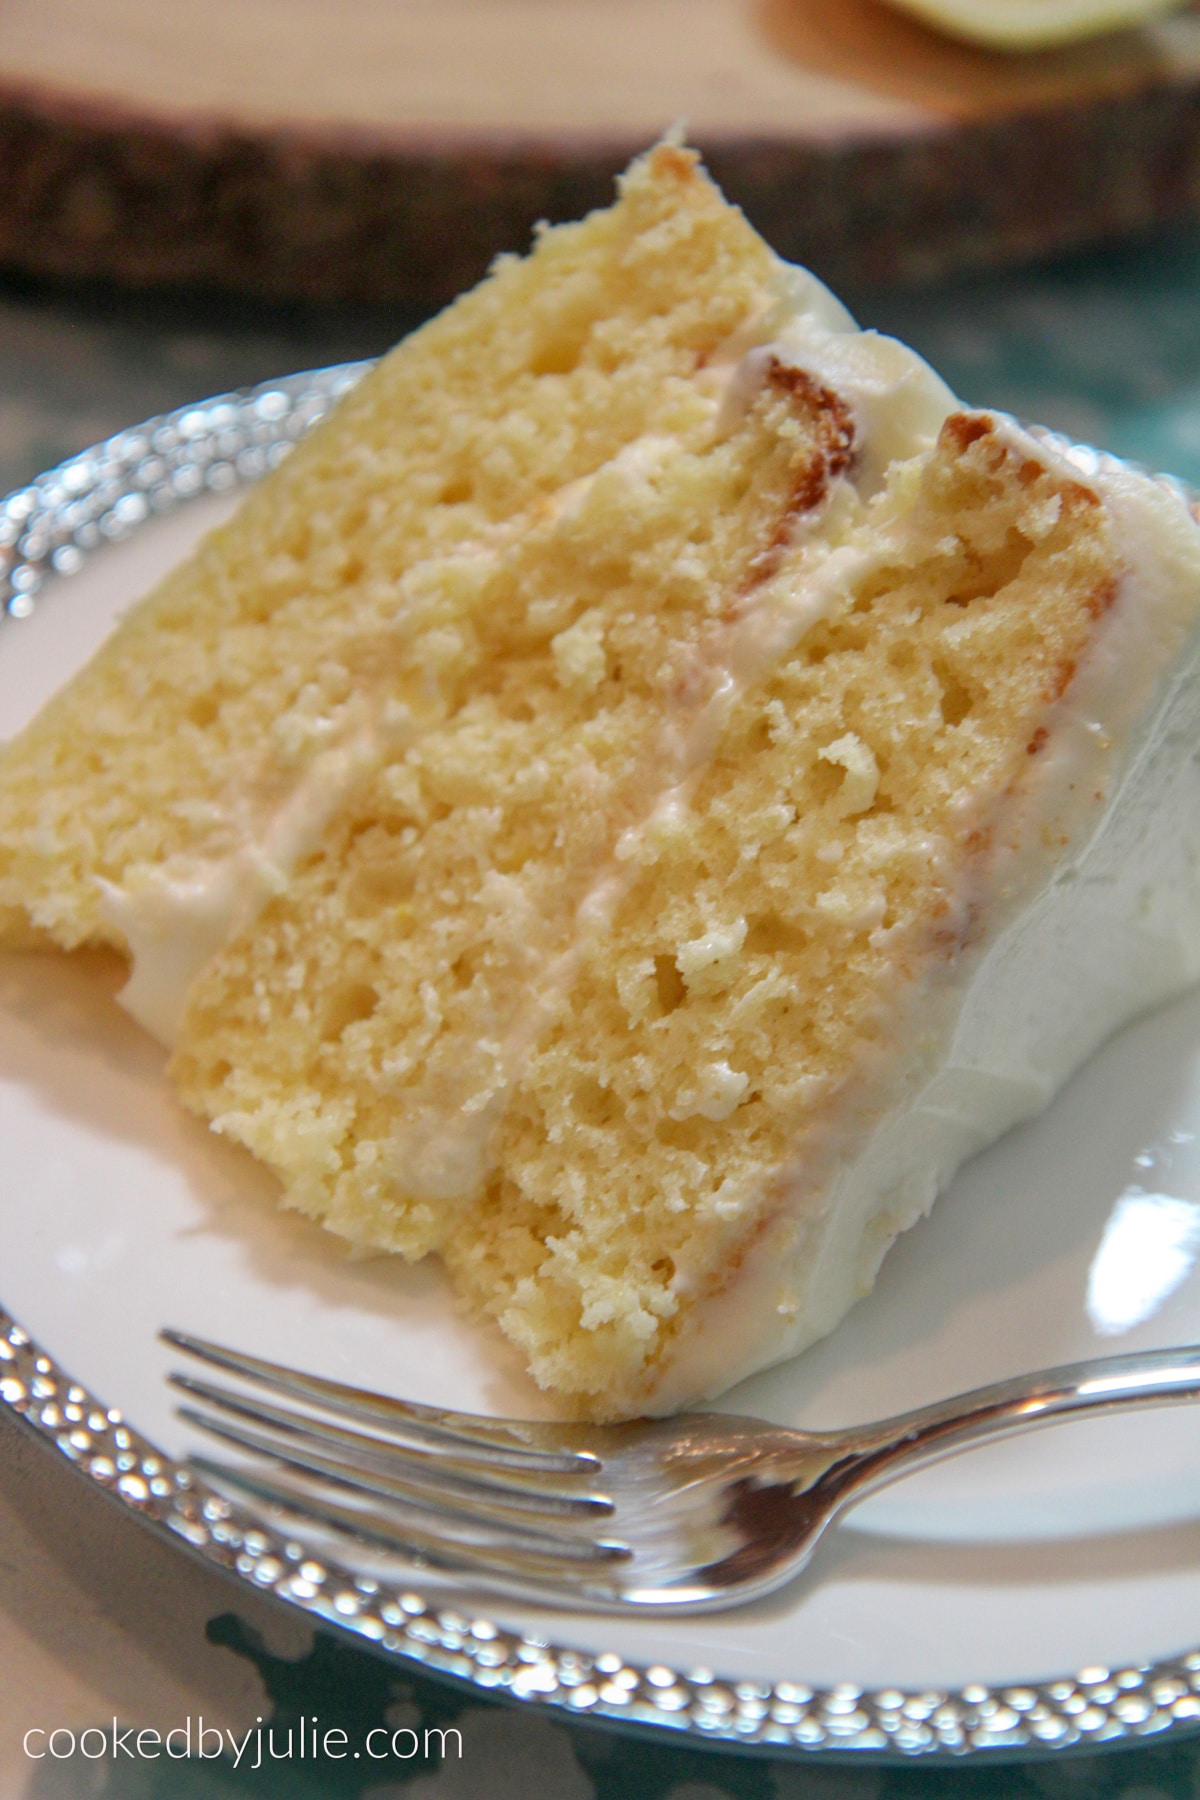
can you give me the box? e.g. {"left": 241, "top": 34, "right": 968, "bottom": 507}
{"left": 0, "top": 143, "right": 778, "bottom": 960}
{"left": 172, "top": 361, "right": 855, "bottom": 1251}
{"left": 443, "top": 418, "right": 1118, "bottom": 1415}
{"left": 174, "top": 400, "right": 1120, "bottom": 1414}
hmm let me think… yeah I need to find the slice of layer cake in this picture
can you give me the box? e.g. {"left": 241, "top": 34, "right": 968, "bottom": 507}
{"left": 2, "top": 144, "right": 1200, "bottom": 1419}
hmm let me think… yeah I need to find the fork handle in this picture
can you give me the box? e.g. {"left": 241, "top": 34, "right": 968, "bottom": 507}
{"left": 804, "top": 1343, "right": 1200, "bottom": 1503}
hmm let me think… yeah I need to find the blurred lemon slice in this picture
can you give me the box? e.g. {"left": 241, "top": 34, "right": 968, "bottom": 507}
{"left": 882, "top": 0, "right": 1190, "bottom": 48}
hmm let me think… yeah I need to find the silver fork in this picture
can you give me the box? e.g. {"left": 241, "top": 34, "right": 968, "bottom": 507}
{"left": 162, "top": 1329, "right": 1200, "bottom": 1615}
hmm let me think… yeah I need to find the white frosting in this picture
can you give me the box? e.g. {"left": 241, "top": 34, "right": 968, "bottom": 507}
{"left": 100, "top": 706, "right": 411, "bottom": 1044}
{"left": 715, "top": 260, "right": 956, "bottom": 496}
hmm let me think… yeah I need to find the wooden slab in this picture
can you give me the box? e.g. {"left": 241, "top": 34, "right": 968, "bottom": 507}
{"left": 1, "top": 0, "right": 1200, "bottom": 304}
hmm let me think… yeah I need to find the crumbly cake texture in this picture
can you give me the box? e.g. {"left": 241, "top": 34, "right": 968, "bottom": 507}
{"left": 2, "top": 144, "right": 1200, "bottom": 1419}
{"left": 441, "top": 422, "right": 1125, "bottom": 1412}
{"left": 0, "top": 141, "right": 778, "bottom": 973}
{"left": 174, "top": 361, "right": 855, "bottom": 1254}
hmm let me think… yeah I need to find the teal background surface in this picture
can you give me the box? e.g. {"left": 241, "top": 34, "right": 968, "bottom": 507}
{"left": 859, "top": 227, "right": 1200, "bottom": 493}
{"left": 5, "top": 218, "right": 1200, "bottom": 1798}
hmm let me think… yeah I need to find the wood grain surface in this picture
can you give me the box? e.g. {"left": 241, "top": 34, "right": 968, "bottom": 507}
{"left": 1, "top": 0, "right": 1200, "bottom": 303}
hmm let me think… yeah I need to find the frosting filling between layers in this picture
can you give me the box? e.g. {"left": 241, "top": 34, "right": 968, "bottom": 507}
{"left": 376, "top": 303, "right": 958, "bottom": 1205}
{"left": 98, "top": 256, "right": 957, "bottom": 1054}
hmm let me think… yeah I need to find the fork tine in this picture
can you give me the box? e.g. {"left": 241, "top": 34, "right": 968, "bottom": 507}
{"left": 162, "top": 1329, "right": 597, "bottom": 1474}
{"left": 174, "top": 1385, "right": 614, "bottom": 1521}
{"left": 191, "top": 1455, "right": 632, "bottom": 1581}
{"left": 182, "top": 1412, "right": 617, "bottom": 1555}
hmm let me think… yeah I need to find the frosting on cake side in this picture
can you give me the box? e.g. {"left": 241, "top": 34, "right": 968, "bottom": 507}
{"left": 642, "top": 448, "right": 1200, "bottom": 1409}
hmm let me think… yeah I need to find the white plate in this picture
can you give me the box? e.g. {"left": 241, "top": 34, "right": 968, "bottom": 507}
{"left": 3, "top": 372, "right": 1200, "bottom": 1759}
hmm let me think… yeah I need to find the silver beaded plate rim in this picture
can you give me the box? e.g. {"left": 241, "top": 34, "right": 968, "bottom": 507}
{"left": 2, "top": 365, "right": 1200, "bottom": 1763}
